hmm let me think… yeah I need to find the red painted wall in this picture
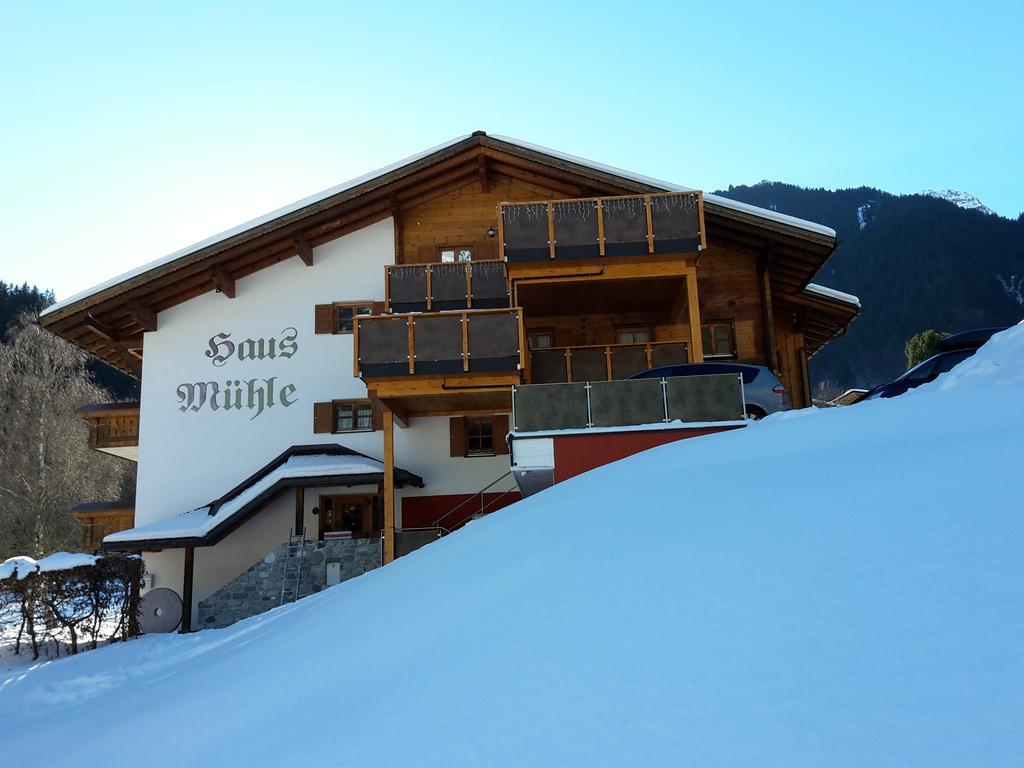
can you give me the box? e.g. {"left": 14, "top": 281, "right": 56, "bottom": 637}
{"left": 552, "top": 427, "right": 739, "bottom": 483}
{"left": 401, "top": 492, "right": 522, "bottom": 530}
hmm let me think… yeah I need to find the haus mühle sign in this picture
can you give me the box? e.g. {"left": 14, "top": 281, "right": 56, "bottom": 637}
{"left": 176, "top": 327, "right": 299, "bottom": 419}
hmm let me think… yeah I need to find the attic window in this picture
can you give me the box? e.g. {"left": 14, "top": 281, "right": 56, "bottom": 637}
{"left": 439, "top": 246, "right": 473, "bottom": 263}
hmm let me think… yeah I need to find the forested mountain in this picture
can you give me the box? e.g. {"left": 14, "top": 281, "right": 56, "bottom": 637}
{"left": 714, "top": 184, "right": 1024, "bottom": 389}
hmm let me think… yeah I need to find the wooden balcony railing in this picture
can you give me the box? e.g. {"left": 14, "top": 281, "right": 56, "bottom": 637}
{"left": 77, "top": 402, "right": 140, "bottom": 453}
{"left": 529, "top": 341, "right": 690, "bottom": 385}
{"left": 355, "top": 308, "right": 525, "bottom": 380}
{"left": 385, "top": 260, "right": 509, "bottom": 313}
{"left": 500, "top": 190, "right": 705, "bottom": 263}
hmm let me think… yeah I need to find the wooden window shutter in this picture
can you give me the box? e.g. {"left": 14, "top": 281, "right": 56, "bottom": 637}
{"left": 493, "top": 415, "right": 509, "bottom": 454}
{"left": 418, "top": 245, "right": 435, "bottom": 262}
{"left": 449, "top": 417, "right": 468, "bottom": 457}
{"left": 372, "top": 301, "right": 386, "bottom": 315}
{"left": 370, "top": 399, "right": 384, "bottom": 430}
{"left": 313, "top": 402, "right": 334, "bottom": 433}
{"left": 314, "top": 304, "right": 334, "bottom": 334}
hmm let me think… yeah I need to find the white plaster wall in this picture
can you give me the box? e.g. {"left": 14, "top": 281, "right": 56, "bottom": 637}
{"left": 135, "top": 219, "right": 394, "bottom": 527}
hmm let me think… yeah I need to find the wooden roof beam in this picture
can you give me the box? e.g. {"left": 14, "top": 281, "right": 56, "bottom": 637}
{"left": 478, "top": 155, "right": 489, "bottom": 194}
{"left": 293, "top": 231, "right": 314, "bottom": 267}
{"left": 84, "top": 314, "right": 141, "bottom": 377}
{"left": 125, "top": 299, "right": 157, "bottom": 332}
{"left": 211, "top": 265, "right": 236, "bottom": 298}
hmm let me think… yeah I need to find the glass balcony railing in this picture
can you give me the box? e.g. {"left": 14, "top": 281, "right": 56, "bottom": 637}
{"left": 355, "top": 308, "right": 524, "bottom": 380}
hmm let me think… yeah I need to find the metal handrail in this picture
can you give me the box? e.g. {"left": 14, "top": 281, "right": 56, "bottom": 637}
{"left": 430, "top": 471, "right": 513, "bottom": 530}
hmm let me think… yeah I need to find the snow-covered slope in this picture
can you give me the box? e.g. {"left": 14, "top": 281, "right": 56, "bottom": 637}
{"left": 2, "top": 328, "right": 1023, "bottom": 767}
{"left": 920, "top": 188, "right": 997, "bottom": 216}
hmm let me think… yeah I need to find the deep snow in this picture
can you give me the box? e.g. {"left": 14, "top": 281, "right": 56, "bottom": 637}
{"left": 1, "top": 328, "right": 1022, "bottom": 766}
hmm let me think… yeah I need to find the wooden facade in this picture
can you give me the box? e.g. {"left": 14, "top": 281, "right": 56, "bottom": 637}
{"left": 72, "top": 503, "right": 136, "bottom": 551}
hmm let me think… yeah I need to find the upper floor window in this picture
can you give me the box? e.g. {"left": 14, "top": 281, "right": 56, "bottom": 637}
{"left": 335, "top": 302, "right": 374, "bottom": 334}
{"left": 528, "top": 330, "right": 554, "bottom": 350}
{"left": 334, "top": 400, "right": 375, "bottom": 432}
{"left": 439, "top": 246, "right": 473, "bottom": 263}
{"left": 701, "top": 322, "right": 735, "bottom": 358}
{"left": 616, "top": 327, "right": 651, "bottom": 345}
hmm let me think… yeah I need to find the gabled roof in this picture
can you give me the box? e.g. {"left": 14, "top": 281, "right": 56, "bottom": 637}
{"left": 40, "top": 132, "right": 846, "bottom": 372}
{"left": 102, "top": 444, "right": 423, "bottom": 551}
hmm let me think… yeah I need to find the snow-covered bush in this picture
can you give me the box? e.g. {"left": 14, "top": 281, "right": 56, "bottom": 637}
{"left": 0, "top": 552, "right": 143, "bottom": 660}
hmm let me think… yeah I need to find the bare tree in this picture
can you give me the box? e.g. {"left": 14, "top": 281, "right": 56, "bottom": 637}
{"left": 0, "top": 313, "right": 133, "bottom": 558}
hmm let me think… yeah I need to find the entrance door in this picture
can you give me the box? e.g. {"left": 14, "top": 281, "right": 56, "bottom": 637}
{"left": 318, "top": 494, "right": 379, "bottom": 540}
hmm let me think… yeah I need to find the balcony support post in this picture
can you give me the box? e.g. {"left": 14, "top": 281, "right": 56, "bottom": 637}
{"left": 382, "top": 409, "right": 396, "bottom": 565}
{"left": 685, "top": 268, "right": 704, "bottom": 363}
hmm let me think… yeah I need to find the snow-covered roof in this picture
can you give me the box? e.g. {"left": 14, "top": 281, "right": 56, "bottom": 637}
{"left": 104, "top": 453, "right": 387, "bottom": 545}
{"left": 42, "top": 132, "right": 837, "bottom": 318}
{"left": 803, "top": 282, "right": 861, "bottom": 308}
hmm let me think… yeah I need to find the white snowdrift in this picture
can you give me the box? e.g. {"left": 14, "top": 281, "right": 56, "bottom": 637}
{"left": 1, "top": 327, "right": 1022, "bottom": 766}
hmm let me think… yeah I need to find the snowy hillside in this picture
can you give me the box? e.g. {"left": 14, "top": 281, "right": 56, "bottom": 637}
{"left": 920, "top": 188, "right": 997, "bottom": 216}
{"left": 2, "top": 328, "right": 1023, "bottom": 766}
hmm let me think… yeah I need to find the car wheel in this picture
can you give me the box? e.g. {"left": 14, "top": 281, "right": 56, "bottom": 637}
{"left": 745, "top": 406, "right": 766, "bottom": 421}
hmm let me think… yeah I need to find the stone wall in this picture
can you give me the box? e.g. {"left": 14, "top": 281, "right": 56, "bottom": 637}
{"left": 197, "top": 538, "right": 381, "bottom": 629}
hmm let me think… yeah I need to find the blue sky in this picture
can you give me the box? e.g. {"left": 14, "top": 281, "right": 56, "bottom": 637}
{"left": 1, "top": 1, "right": 1021, "bottom": 300}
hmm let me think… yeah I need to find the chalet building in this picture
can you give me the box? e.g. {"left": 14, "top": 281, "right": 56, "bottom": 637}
{"left": 40, "top": 133, "right": 859, "bottom": 632}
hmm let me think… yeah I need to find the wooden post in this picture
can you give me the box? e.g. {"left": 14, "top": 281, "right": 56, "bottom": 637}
{"left": 547, "top": 202, "right": 556, "bottom": 260}
{"left": 382, "top": 409, "right": 396, "bottom": 565}
{"left": 758, "top": 252, "right": 780, "bottom": 373}
{"left": 799, "top": 346, "right": 812, "bottom": 408}
{"left": 180, "top": 546, "right": 195, "bottom": 634}
{"left": 295, "top": 487, "right": 305, "bottom": 536}
{"left": 685, "top": 269, "right": 704, "bottom": 363}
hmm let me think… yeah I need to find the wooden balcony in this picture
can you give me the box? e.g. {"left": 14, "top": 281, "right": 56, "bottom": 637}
{"left": 529, "top": 341, "right": 690, "bottom": 385}
{"left": 385, "top": 260, "right": 510, "bottom": 313}
{"left": 500, "top": 190, "right": 705, "bottom": 263}
{"left": 77, "top": 402, "right": 140, "bottom": 461}
{"left": 355, "top": 308, "right": 525, "bottom": 381}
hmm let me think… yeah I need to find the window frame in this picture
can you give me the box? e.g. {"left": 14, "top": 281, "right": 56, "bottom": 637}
{"left": 437, "top": 245, "right": 474, "bottom": 263}
{"left": 333, "top": 301, "right": 375, "bottom": 335}
{"left": 528, "top": 328, "right": 555, "bottom": 350}
{"left": 615, "top": 325, "right": 653, "bottom": 345}
{"left": 465, "top": 417, "right": 496, "bottom": 457}
{"left": 701, "top": 321, "right": 736, "bottom": 359}
{"left": 331, "top": 399, "right": 377, "bottom": 433}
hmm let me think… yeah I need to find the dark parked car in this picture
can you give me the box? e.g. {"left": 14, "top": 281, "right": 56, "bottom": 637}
{"left": 629, "top": 362, "right": 788, "bottom": 419}
{"left": 859, "top": 326, "right": 1008, "bottom": 402}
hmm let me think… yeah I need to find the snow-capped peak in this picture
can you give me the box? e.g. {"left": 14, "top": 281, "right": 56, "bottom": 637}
{"left": 920, "top": 189, "right": 996, "bottom": 216}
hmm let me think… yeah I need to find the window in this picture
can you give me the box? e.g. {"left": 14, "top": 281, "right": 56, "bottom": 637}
{"left": 449, "top": 415, "right": 509, "bottom": 457}
{"left": 334, "top": 303, "right": 374, "bottom": 334}
{"left": 528, "top": 330, "right": 554, "bottom": 350}
{"left": 334, "top": 401, "right": 375, "bottom": 432}
{"left": 466, "top": 418, "right": 495, "bottom": 456}
{"left": 701, "top": 323, "right": 735, "bottom": 358}
{"left": 439, "top": 246, "right": 473, "bottom": 263}
{"left": 616, "top": 327, "right": 651, "bottom": 345}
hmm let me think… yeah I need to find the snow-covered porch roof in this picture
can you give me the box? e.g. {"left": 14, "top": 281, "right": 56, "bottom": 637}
{"left": 102, "top": 444, "right": 423, "bottom": 551}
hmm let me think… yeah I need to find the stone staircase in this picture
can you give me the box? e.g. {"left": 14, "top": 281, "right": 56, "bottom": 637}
{"left": 197, "top": 537, "right": 381, "bottom": 630}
